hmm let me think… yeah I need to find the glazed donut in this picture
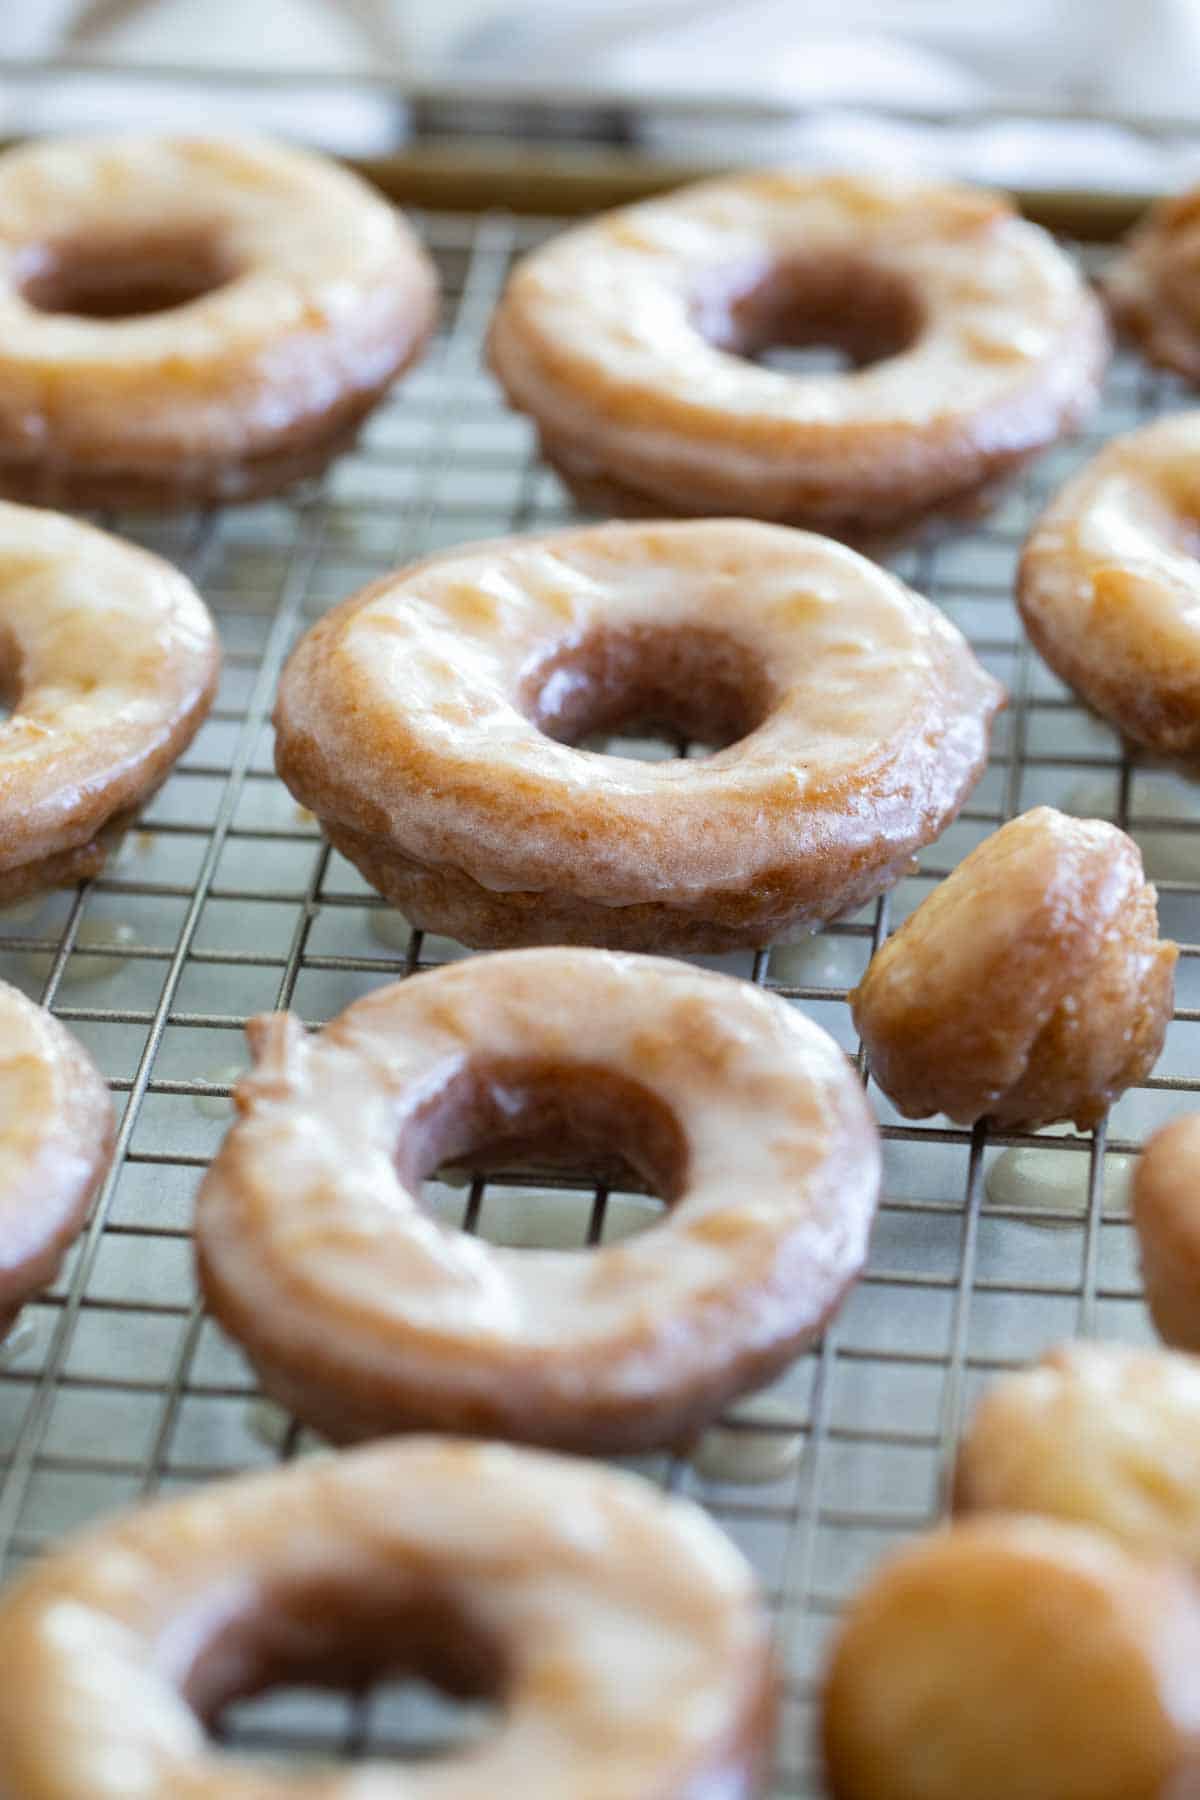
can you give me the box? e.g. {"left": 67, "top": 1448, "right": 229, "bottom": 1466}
{"left": 0, "top": 1436, "right": 777, "bottom": 1799}
{"left": 850, "top": 807, "right": 1176, "bottom": 1129}
{"left": 821, "top": 1515, "right": 1200, "bottom": 1800}
{"left": 488, "top": 170, "right": 1108, "bottom": 537}
{"left": 1106, "top": 188, "right": 1200, "bottom": 383}
{"left": 273, "top": 519, "right": 1003, "bottom": 954}
{"left": 1133, "top": 1114, "right": 1200, "bottom": 1352}
{"left": 0, "top": 134, "right": 437, "bottom": 507}
{"left": 1019, "top": 413, "right": 1200, "bottom": 761}
{"left": 0, "top": 502, "right": 219, "bottom": 903}
{"left": 195, "top": 948, "right": 881, "bottom": 1453}
{"left": 956, "top": 1341, "right": 1200, "bottom": 1567}
{"left": 0, "top": 977, "right": 114, "bottom": 1338}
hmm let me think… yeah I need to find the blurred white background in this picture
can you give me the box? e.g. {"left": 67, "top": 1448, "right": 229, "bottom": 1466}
{"left": 7, "top": 0, "right": 1200, "bottom": 187}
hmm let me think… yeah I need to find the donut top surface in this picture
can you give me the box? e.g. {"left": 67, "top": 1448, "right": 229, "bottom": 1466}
{"left": 490, "top": 170, "right": 1100, "bottom": 442}
{"left": 0, "top": 500, "right": 219, "bottom": 878}
{"left": 0, "top": 977, "right": 113, "bottom": 1319}
{"left": 199, "top": 948, "right": 880, "bottom": 1365}
{"left": 1023, "top": 411, "right": 1200, "bottom": 663}
{"left": 0, "top": 1437, "right": 773, "bottom": 1799}
{"left": 275, "top": 519, "right": 1003, "bottom": 908}
{"left": 1107, "top": 188, "right": 1200, "bottom": 381}
{"left": 0, "top": 134, "right": 437, "bottom": 458}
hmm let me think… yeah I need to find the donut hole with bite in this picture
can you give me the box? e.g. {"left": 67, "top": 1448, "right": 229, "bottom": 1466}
{"left": 16, "top": 228, "right": 239, "bottom": 321}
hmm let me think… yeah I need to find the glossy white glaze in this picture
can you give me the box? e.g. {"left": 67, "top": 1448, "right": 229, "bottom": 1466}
{"left": 196, "top": 947, "right": 881, "bottom": 1451}
{"left": 0, "top": 501, "right": 219, "bottom": 892}
{"left": 489, "top": 171, "right": 1106, "bottom": 527}
{"left": 0, "top": 1438, "right": 773, "bottom": 1800}
{"left": 1020, "top": 412, "right": 1200, "bottom": 760}
{"left": 690, "top": 1399, "right": 805, "bottom": 1486}
{"left": 0, "top": 976, "right": 113, "bottom": 1326}
{"left": 25, "top": 920, "right": 137, "bottom": 989}
{"left": 0, "top": 135, "right": 437, "bottom": 486}
{"left": 276, "top": 520, "right": 1003, "bottom": 936}
{"left": 986, "top": 1126, "right": 1135, "bottom": 1227}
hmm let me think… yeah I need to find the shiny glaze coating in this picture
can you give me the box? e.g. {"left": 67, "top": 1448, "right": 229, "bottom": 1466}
{"left": 195, "top": 948, "right": 881, "bottom": 1452}
{"left": 0, "top": 501, "right": 219, "bottom": 901}
{"left": 488, "top": 171, "right": 1108, "bottom": 536}
{"left": 1107, "top": 188, "right": 1200, "bottom": 384}
{"left": 0, "top": 977, "right": 113, "bottom": 1334}
{"left": 1019, "top": 413, "right": 1200, "bottom": 761}
{"left": 1134, "top": 1114, "right": 1200, "bottom": 1352}
{"left": 956, "top": 1341, "right": 1200, "bottom": 1567}
{"left": 0, "top": 135, "right": 437, "bottom": 506}
{"left": 273, "top": 519, "right": 1004, "bottom": 953}
{"left": 0, "top": 1436, "right": 777, "bottom": 1799}
{"left": 851, "top": 807, "right": 1176, "bottom": 1129}
{"left": 822, "top": 1515, "right": 1200, "bottom": 1800}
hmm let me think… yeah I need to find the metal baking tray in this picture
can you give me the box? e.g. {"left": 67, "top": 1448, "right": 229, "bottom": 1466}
{"left": 0, "top": 118, "right": 1196, "bottom": 1796}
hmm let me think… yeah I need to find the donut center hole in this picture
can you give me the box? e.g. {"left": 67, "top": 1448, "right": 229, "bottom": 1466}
{"left": 522, "top": 625, "right": 771, "bottom": 760}
{"left": 0, "top": 623, "right": 20, "bottom": 724}
{"left": 19, "top": 229, "right": 237, "bottom": 319}
{"left": 696, "top": 256, "right": 923, "bottom": 372}
{"left": 185, "top": 1579, "right": 505, "bottom": 1772}
{"left": 407, "top": 1058, "right": 686, "bottom": 1247}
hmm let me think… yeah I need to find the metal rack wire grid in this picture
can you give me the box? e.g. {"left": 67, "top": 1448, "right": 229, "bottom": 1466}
{"left": 0, "top": 210, "right": 1194, "bottom": 1795}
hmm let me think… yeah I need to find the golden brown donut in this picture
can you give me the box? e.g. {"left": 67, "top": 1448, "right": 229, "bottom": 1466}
{"left": 1134, "top": 1114, "right": 1200, "bottom": 1352}
{"left": 822, "top": 1515, "right": 1200, "bottom": 1800}
{"left": 0, "top": 976, "right": 113, "bottom": 1338}
{"left": 0, "top": 502, "right": 219, "bottom": 903}
{"left": 1019, "top": 413, "right": 1200, "bottom": 761}
{"left": 273, "top": 519, "right": 1004, "bottom": 954}
{"left": 195, "top": 947, "right": 881, "bottom": 1454}
{"left": 956, "top": 1341, "right": 1200, "bottom": 1566}
{"left": 488, "top": 170, "right": 1108, "bottom": 537}
{"left": 1106, "top": 188, "right": 1200, "bottom": 383}
{"left": 0, "top": 135, "right": 437, "bottom": 507}
{"left": 0, "top": 1436, "right": 777, "bottom": 1799}
{"left": 850, "top": 806, "right": 1176, "bottom": 1129}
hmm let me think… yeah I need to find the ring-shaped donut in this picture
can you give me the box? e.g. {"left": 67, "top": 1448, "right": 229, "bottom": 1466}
{"left": 195, "top": 948, "right": 881, "bottom": 1453}
{"left": 1019, "top": 413, "right": 1200, "bottom": 760}
{"left": 0, "top": 502, "right": 220, "bottom": 902}
{"left": 0, "top": 1437, "right": 776, "bottom": 1800}
{"left": 1106, "top": 188, "right": 1200, "bottom": 384}
{"left": 273, "top": 519, "right": 1004, "bottom": 953}
{"left": 488, "top": 171, "right": 1108, "bottom": 536}
{"left": 0, "top": 977, "right": 113, "bottom": 1336}
{"left": 0, "top": 134, "right": 437, "bottom": 506}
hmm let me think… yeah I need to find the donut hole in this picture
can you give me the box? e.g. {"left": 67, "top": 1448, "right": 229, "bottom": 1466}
{"left": 18, "top": 229, "right": 237, "bottom": 320}
{"left": 406, "top": 1058, "right": 687, "bottom": 1240}
{"left": 695, "top": 256, "right": 924, "bottom": 373}
{"left": 522, "top": 625, "right": 771, "bottom": 760}
{"left": 185, "top": 1578, "right": 505, "bottom": 1773}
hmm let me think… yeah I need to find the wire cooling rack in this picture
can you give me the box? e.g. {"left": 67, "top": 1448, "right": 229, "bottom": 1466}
{"left": 1, "top": 207, "right": 1199, "bottom": 1795}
